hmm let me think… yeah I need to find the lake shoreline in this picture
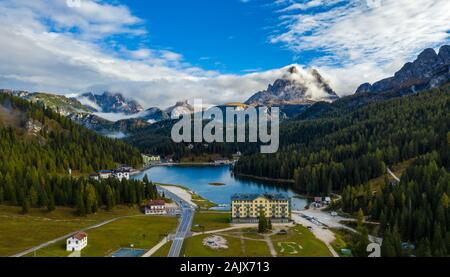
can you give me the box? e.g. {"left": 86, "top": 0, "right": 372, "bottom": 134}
{"left": 234, "top": 173, "right": 295, "bottom": 184}
{"left": 133, "top": 164, "right": 310, "bottom": 211}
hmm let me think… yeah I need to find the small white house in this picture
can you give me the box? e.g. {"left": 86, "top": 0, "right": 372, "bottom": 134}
{"left": 113, "top": 170, "right": 130, "bottom": 181}
{"left": 98, "top": 170, "right": 113, "bottom": 179}
{"left": 89, "top": 174, "right": 100, "bottom": 181}
{"left": 144, "top": 200, "right": 166, "bottom": 215}
{"left": 66, "top": 232, "right": 88, "bottom": 252}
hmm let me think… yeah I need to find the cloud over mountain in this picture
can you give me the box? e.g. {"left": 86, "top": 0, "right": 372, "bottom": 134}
{"left": 271, "top": 0, "right": 450, "bottom": 94}
{"left": 0, "top": 0, "right": 449, "bottom": 107}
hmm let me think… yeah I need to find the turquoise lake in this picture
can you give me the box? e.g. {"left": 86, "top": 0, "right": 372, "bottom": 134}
{"left": 133, "top": 165, "right": 309, "bottom": 210}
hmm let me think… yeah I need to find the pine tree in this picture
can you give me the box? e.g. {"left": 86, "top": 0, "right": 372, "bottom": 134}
{"left": 76, "top": 193, "right": 86, "bottom": 216}
{"left": 353, "top": 209, "right": 370, "bottom": 257}
{"left": 0, "top": 186, "right": 4, "bottom": 204}
{"left": 258, "top": 210, "right": 268, "bottom": 233}
{"left": 28, "top": 186, "right": 38, "bottom": 207}
{"left": 85, "top": 184, "right": 97, "bottom": 214}
{"left": 47, "top": 195, "right": 55, "bottom": 212}
{"left": 391, "top": 226, "right": 403, "bottom": 257}
{"left": 22, "top": 197, "right": 30, "bottom": 214}
{"left": 381, "top": 229, "right": 396, "bottom": 257}
{"left": 143, "top": 174, "right": 150, "bottom": 184}
{"left": 105, "top": 185, "right": 114, "bottom": 211}
{"left": 441, "top": 193, "right": 449, "bottom": 209}
{"left": 416, "top": 238, "right": 432, "bottom": 257}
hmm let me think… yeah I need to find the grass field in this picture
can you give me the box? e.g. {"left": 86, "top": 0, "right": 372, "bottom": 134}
{"left": 181, "top": 234, "right": 271, "bottom": 257}
{"left": 0, "top": 205, "right": 141, "bottom": 257}
{"left": 182, "top": 224, "right": 332, "bottom": 257}
{"left": 330, "top": 228, "right": 357, "bottom": 257}
{"left": 330, "top": 228, "right": 352, "bottom": 257}
{"left": 151, "top": 241, "right": 172, "bottom": 257}
{"left": 191, "top": 194, "right": 217, "bottom": 210}
{"left": 191, "top": 212, "right": 231, "bottom": 232}
{"left": 271, "top": 225, "right": 332, "bottom": 257}
{"left": 27, "top": 216, "right": 178, "bottom": 257}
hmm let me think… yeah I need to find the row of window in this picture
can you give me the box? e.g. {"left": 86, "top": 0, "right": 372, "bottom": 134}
{"left": 233, "top": 200, "right": 288, "bottom": 204}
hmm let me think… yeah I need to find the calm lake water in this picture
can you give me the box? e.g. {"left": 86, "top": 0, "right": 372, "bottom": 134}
{"left": 133, "top": 165, "right": 309, "bottom": 210}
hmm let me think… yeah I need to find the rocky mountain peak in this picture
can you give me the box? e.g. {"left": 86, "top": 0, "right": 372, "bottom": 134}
{"left": 356, "top": 44, "right": 450, "bottom": 95}
{"left": 288, "top": 65, "right": 299, "bottom": 74}
{"left": 78, "top": 91, "right": 143, "bottom": 114}
{"left": 245, "top": 66, "right": 338, "bottom": 106}
{"left": 438, "top": 45, "right": 450, "bottom": 63}
{"left": 165, "top": 100, "right": 194, "bottom": 118}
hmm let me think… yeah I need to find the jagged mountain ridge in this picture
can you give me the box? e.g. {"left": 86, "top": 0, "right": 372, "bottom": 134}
{"left": 165, "top": 100, "right": 195, "bottom": 118}
{"left": 77, "top": 91, "right": 144, "bottom": 114}
{"left": 356, "top": 45, "right": 450, "bottom": 94}
{"left": 245, "top": 66, "right": 339, "bottom": 106}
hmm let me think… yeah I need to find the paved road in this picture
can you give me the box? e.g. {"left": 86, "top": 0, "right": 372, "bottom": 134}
{"left": 295, "top": 209, "right": 382, "bottom": 244}
{"left": 157, "top": 186, "right": 195, "bottom": 257}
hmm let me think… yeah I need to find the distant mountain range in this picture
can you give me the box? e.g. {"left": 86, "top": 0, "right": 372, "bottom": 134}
{"left": 1, "top": 44, "right": 449, "bottom": 137}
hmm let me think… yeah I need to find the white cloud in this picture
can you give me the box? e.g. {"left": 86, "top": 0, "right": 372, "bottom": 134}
{"left": 1, "top": 0, "right": 449, "bottom": 108}
{"left": 0, "top": 0, "right": 285, "bottom": 107}
{"left": 271, "top": 0, "right": 450, "bottom": 94}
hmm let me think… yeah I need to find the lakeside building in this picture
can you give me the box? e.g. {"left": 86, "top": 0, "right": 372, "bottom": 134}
{"left": 144, "top": 200, "right": 167, "bottom": 215}
{"left": 90, "top": 168, "right": 131, "bottom": 181}
{"left": 113, "top": 170, "right": 130, "bottom": 181}
{"left": 98, "top": 170, "right": 113, "bottom": 179}
{"left": 142, "top": 154, "right": 161, "bottom": 166}
{"left": 312, "top": 196, "right": 332, "bottom": 208}
{"left": 214, "top": 159, "right": 232, "bottom": 165}
{"left": 66, "top": 232, "right": 88, "bottom": 252}
{"left": 231, "top": 193, "right": 291, "bottom": 223}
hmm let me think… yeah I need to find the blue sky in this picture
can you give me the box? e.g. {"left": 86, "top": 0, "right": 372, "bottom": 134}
{"left": 0, "top": 0, "right": 449, "bottom": 108}
{"left": 111, "top": 0, "right": 299, "bottom": 73}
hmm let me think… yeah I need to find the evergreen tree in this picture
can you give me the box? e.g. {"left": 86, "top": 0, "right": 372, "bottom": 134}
{"left": 47, "top": 195, "right": 55, "bottom": 212}
{"left": 353, "top": 209, "right": 370, "bottom": 257}
{"left": 76, "top": 193, "right": 86, "bottom": 216}
{"left": 381, "top": 229, "right": 396, "bottom": 257}
{"left": 85, "top": 184, "right": 97, "bottom": 214}
{"left": 258, "top": 210, "right": 268, "bottom": 233}
{"left": 105, "top": 185, "right": 114, "bottom": 211}
{"left": 21, "top": 197, "right": 30, "bottom": 214}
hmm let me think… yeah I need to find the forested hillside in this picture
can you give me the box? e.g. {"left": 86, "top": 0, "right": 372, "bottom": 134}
{"left": 234, "top": 84, "right": 450, "bottom": 195}
{"left": 234, "top": 84, "right": 450, "bottom": 256}
{"left": 0, "top": 93, "right": 148, "bottom": 213}
{"left": 341, "top": 148, "right": 450, "bottom": 256}
{"left": 125, "top": 118, "right": 256, "bottom": 160}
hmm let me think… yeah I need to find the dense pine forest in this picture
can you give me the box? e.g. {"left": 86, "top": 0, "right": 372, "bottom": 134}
{"left": 234, "top": 85, "right": 450, "bottom": 194}
{"left": 234, "top": 84, "right": 450, "bottom": 256}
{"left": 0, "top": 93, "right": 155, "bottom": 213}
{"left": 125, "top": 119, "right": 256, "bottom": 160}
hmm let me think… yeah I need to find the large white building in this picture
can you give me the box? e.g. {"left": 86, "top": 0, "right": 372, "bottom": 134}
{"left": 66, "top": 232, "right": 88, "bottom": 252}
{"left": 231, "top": 193, "right": 291, "bottom": 223}
{"left": 144, "top": 200, "right": 166, "bottom": 215}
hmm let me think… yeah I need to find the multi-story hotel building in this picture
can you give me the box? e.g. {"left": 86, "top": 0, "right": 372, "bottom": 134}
{"left": 231, "top": 193, "right": 291, "bottom": 223}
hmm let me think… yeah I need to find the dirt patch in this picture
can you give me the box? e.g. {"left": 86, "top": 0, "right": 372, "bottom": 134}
{"left": 203, "top": 235, "right": 228, "bottom": 250}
